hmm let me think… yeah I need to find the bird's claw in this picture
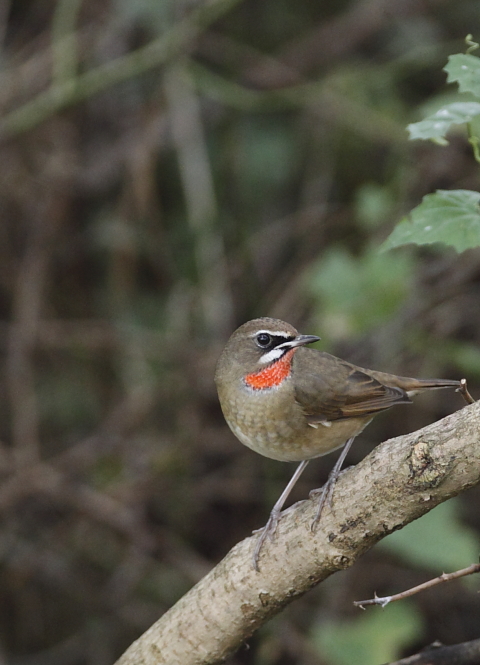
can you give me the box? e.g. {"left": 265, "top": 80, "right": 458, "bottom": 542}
{"left": 311, "top": 465, "right": 354, "bottom": 530}
{"left": 309, "top": 466, "right": 353, "bottom": 530}
{"left": 252, "top": 510, "right": 281, "bottom": 571}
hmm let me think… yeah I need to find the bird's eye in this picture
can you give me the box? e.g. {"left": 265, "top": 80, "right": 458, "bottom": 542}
{"left": 256, "top": 333, "right": 272, "bottom": 348}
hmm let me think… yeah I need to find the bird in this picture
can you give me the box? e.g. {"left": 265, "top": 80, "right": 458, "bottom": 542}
{"left": 215, "top": 317, "right": 462, "bottom": 570}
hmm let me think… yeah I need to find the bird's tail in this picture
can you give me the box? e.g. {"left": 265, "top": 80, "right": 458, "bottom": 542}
{"left": 369, "top": 372, "right": 461, "bottom": 395}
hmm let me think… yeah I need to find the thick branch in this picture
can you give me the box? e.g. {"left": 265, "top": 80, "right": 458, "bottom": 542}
{"left": 115, "top": 401, "right": 480, "bottom": 665}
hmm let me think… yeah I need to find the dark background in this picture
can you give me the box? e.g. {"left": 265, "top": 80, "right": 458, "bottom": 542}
{"left": 1, "top": 1, "right": 480, "bottom": 663}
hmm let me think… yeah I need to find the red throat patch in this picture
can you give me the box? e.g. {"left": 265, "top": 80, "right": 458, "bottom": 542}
{"left": 244, "top": 349, "right": 295, "bottom": 390}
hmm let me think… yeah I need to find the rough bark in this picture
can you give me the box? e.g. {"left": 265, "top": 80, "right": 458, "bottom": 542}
{"left": 115, "top": 401, "right": 480, "bottom": 665}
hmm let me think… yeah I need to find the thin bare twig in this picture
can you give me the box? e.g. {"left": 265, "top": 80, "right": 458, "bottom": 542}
{"left": 354, "top": 563, "right": 480, "bottom": 609}
{"left": 457, "top": 378, "right": 475, "bottom": 405}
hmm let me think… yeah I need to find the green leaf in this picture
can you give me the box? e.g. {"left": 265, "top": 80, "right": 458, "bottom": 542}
{"left": 381, "top": 190, "right": 480, "bottom": 253}
{"left": 380, "top": 499, "right": 480, "bottom": 572}
{"left": 444, "top": 53, "right": 480, "bottom": 97}
{"left": 311, "top": 601, "right": 423, "bottom": 665}
{"left": 407, "top": 102, "right": 480, "bottom": 142}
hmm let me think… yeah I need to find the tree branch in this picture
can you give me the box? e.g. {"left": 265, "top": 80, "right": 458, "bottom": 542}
{"left": 387, "top": 637, "right": 480, "bottom": 664}
{"left": 354, "top": 563, "right": 480, "bottom": 609}
{"left": 115, "top": 401, "right": 480, "bottom": 665}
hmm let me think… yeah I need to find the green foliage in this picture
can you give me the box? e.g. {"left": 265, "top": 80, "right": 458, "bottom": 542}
{"left": 311, "top": 601, "right": 423, "bottom": 665}
{"left": 380, "top": 499, "right": 480, "bottom": 572}
{"left": 384, "top": 38, "right": 480, "bottom": 253}
{"left": 407, "top": 101, "right": 480, "bottom": 144}
{"left": 381, "top": 190, "right": 480, "bottom": 252}
{"left": 445, "top": 52, "right": 480, "bottom": 97}
{"left": 307, "top": 247, "right": 413, "bottom": 340}
{"left": 408, "top": 50, "right": 480, "bottom": 144}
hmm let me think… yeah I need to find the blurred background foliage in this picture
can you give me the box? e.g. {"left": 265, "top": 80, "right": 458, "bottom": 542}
{"left": 1, "top": 0, "right": 480, "bottom": 664}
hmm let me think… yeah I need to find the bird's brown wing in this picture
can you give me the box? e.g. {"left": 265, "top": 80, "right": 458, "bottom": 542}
{"left": 292, "top": 349, "right": 411, "bottom": 422}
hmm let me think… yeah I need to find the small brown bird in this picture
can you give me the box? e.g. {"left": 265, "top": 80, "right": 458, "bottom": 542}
{"left": 215, "top": 317, "right": 461, "bottom": 569}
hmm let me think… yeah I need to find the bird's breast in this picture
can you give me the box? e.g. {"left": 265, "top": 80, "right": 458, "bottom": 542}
{"left": 218, "top": 375, "right": 369, "bottom": 462}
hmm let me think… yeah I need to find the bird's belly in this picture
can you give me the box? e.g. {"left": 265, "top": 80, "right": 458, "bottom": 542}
{"left": 222, "top": 384, "right": 370, "bottom": 462}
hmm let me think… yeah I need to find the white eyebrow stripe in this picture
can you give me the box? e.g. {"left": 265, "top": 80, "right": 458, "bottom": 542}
{"left": 249, "top": 330, "right": 293, "bottom": 338}
{"left": 259, "top": 348, "right": 285, "bottom": 364}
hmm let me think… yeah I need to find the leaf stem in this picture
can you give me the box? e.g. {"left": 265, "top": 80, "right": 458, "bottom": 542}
{"left": 465, "top": 34, "right": 479, "bottom": 55}
{"left": 467, "top": 122, "right": 480, "bottom": 164}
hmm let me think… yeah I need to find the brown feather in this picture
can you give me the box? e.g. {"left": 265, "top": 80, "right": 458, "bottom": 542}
{"left": 294, "top": 349, "right": 413, "bottom": 422}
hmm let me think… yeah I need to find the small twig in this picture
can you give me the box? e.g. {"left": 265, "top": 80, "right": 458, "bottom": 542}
{"left": 51, "top": 0, "right": 83, "bottom": 85}
{"left": 457, "top": 378, "right": 475, "bottom": 405}
{"left": 0, "top": 0, "right": 242, "bottom": 139}
{"left": 354, "top": 563, "right": 480, "bottom": 609}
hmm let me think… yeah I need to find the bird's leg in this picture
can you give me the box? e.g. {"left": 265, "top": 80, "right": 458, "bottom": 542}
{"left": 253, "top": 459, "right": 309, "bottom": 571}
{"left": 310, "top": 436, "right": 356, "bottom": 531}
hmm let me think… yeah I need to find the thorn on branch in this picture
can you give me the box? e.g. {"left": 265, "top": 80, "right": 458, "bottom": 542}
{"left": 354, "top": 563, "right": 480, "bottom": 609}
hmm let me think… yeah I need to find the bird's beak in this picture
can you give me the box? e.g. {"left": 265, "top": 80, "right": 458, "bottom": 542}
{"left": 279, "top": 334, "right": 320, "bottom": 350}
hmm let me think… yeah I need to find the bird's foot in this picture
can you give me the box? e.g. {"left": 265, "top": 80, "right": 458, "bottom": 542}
{"left": 309, "top": 467, "right": 351, "bottom": 531}
{"left": 309, "top": 479, "right": 334, "bottom": 532}
{"left": 252, "top": 508, "right": 281, "bottom": 571}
